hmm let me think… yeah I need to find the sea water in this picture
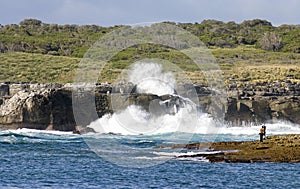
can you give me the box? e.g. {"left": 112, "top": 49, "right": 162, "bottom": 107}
{"left": 0, "top": 125, "right": 300, "bottom": 188}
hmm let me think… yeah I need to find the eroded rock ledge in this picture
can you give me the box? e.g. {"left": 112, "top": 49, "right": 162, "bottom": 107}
{"left": 1, "top": 82, "right": 300, "bottom": 131}
{"left": 163, "top": 134, "right": 300, "bottom": 163}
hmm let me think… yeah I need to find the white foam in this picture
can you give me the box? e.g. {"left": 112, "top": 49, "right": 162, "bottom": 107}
{"left": 88, "top": 104, "right": 199, "bottom": 135}
{"left": 152, "top": 151, "right": 210, "bottom": 162}
{"left": 214, "top": 122, "right": 300, "bottom": 135}
{"left": 176, "top": 157, "right": 209, "bottom": 162}
{"left": 153, "top": 150, "right": 232, "bottom": 158}
{"left": 13, "top": 128, "right": 74, "bottom": 135}
{"left": 0, "top": 135, "right": 18, "bottom": 144}
{"left": 89, "top": 106, "right": 300, "bottom": 136}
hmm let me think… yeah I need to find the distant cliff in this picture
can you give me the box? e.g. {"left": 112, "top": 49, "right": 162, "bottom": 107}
{"left": 1, "top": 82, "right": 300, "bottom": 131}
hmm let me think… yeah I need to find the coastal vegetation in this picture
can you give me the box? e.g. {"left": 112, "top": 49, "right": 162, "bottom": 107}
{"left": 0, "top": 18, "right": 300, "bottom": 84}
{"left": 1, "top": 47, "right": 300, "bottom": 85}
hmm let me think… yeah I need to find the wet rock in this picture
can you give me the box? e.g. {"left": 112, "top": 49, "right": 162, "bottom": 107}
{"left": 73, "top": 125, "right": 95, "bottom": 134}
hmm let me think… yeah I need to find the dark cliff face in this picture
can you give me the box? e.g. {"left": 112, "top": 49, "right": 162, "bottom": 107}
{"left": 50, "top": 89, "right": 75, "bottom": 131}
{"left": 0, "top": 83, "right": 300, "bottom": 131}
{"left": 0, "top": 88, "right": 75, "bottom": 131}
{"left": 224, "top": 96, "right": 300, "bottom": 126}
{"left": 224, "top": 82, "right": 300, "bottom": 126}
{"left": 0, "top": 83, "right": 180, "bottom": 131}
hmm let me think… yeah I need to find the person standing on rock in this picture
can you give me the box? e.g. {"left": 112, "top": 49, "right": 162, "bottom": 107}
{"left": 259, "top": 126, "right": 265, "bottom": 142}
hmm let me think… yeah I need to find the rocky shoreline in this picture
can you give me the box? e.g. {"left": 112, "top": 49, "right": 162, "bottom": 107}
{"left": 161, "top": 134, "right": 300, "bottom": 163}
{"left": 1, "top": 83, "right": 299, "bottom": 163}
{"left": 1, "top": 82, "right": 300, "bottom": 131}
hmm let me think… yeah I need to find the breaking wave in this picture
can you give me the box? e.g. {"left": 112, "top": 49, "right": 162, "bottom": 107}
{"left": 87, "top": 62, "right": 300, "bottom": 137}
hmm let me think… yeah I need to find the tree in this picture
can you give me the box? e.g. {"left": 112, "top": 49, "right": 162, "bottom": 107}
{"left": 259, "top": 32, "right": 283, "bottom": 51}
{"left": 241, "top": 19, "right": 272, "bottom": 27}
{"left": 20, "top": 19, "right": 42, "bottom": 26}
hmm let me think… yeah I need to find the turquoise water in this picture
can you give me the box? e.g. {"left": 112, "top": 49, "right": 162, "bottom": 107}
{"left": 0, "top": 129, "right": 299, "bottom": 188}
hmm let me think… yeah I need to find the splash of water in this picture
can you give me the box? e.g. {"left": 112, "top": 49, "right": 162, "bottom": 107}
{"left": 128, "top": 62, "right": 177, "bottom": 96}
{"left": 88, "top": 104, "right": 202, "bottom": 135}
{"left": 88, "top": 62, "right": 203, "bottom": 135}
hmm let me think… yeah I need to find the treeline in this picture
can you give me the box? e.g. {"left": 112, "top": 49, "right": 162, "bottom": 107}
{"left": 0, "top": 18, "right": 299, "bottom": 57}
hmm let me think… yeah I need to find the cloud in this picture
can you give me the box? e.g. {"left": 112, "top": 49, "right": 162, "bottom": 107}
{"left": 0, "top": 0, "right": 299, "bottom": 26}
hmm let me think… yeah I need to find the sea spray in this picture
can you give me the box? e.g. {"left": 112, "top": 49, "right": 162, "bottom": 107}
{"left": 128, "top": 62, "right": 177, "bottom": 96}
{"left": 88, "top": 104, "right": 201, "bottom": 135}
{"left": 88, "top": 62, "right": 203, "bottom": 135}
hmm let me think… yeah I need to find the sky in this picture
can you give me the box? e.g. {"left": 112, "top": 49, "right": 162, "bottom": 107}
{"left": 0, "top": 0, "right": 300, "bottom": 26}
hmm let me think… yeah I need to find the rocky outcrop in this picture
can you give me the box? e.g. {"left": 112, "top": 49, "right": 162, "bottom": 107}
{"left": 224, "top": 96, "right": 300, "bottom": 126}
{"left": 222, "top": 80, "right": 300, "bottom": 125}
{"left": 0, "top": 88, "right": 75, "bottom": 131}
{"left": 0, "top": 83, "right": 183, "bottom": 131}
{"left": 165, "top": 134, "right": 300, "bottom": 163}
{"left": 1, "top": 82, "right": 300, "bottom": 131}
{"left": 224, "top": 83, "right": 300, "bottom": 126}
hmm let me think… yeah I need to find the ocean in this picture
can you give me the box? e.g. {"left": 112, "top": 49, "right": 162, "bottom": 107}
{"left": 1, "top": 123, "right": 300, "bottom": 189}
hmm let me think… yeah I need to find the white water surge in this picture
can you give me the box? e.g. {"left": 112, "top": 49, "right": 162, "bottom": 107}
{"left": 87, "top": 62, "right": 300, "bottom": 136}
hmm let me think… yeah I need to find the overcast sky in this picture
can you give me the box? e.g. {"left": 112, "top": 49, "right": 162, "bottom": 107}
{"left": 1, "top": 0, "right": 300, "bottom": 26}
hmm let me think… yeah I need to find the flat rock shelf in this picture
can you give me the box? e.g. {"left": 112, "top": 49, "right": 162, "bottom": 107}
{"left": 158, "top": 134, "right": 300, "bottom": 163}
